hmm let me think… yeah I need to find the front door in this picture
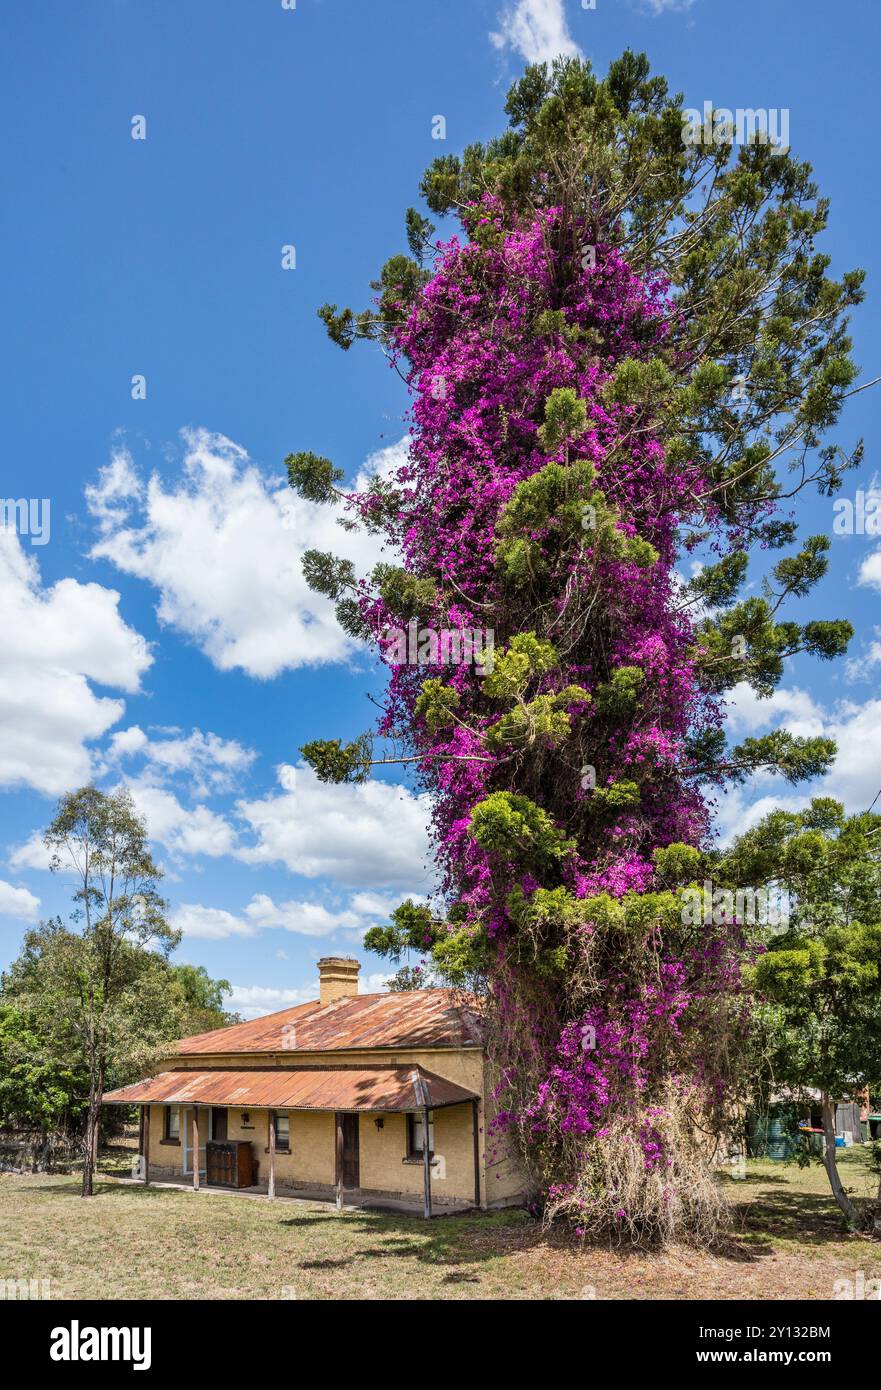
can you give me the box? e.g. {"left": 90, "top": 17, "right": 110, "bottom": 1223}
{"left": 336, "top": 1113, "right": 360, "bottom": 1188}
{"left": 211, "top": 1108, "right": 228, "bottom": 1141}
{"left": 183, "top": 1106, "right": 212, "bottom": 1174}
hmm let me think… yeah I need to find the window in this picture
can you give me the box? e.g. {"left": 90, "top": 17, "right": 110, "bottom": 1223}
{"left": 274, "top": 1112, "right": 290, "bottom": 1151}
{"left": 407, "top": 1111, "right": 434, "bottom": 1157}
{"left": 163, "top": 1106, "right": 180, "bottom": 1141}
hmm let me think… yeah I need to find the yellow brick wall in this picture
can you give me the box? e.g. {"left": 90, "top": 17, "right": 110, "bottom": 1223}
{"left": 225, "top": 1108, "right": 336, "bottom": 1187}
{"left": 145, "top": 1103, "right": 183, "bottom": 1175}
{"left": 358, "top": 1103, "right": 478, "bottom": 1203}
{"left": 480, "top": 1059, "right": 527, "bottom": 1207}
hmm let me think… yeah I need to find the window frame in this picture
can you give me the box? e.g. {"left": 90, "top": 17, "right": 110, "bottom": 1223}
{"left": 407, "top": 1110, "right": 434, "bottom": 1158}
{"left": 269, "top": 1110, "right": 290, "bottom": 1153}
{"left": 161, "top": 1105, "right": 180, "bottom": 1144}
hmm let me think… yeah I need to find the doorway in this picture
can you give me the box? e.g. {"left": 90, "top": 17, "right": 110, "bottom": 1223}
{"left": 335, "top": 1113, "right": 360, "bottom": 1188}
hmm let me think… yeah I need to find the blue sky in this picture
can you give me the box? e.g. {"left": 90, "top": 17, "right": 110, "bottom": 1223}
{"left": 1, "top": 0, "right": 880, "bottom": 1017}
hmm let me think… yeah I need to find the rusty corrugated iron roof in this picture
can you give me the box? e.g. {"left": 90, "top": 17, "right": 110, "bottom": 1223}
{"left": 102, "top": 1066, "right": 478, "bottom": 1112}
{"left": 171, "top": 988, "right": 483, "bottom": 1056}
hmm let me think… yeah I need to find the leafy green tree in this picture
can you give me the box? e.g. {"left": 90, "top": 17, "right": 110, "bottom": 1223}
{"left": 27, "top": 787, "right": 179, "bottom": 1196}
{"left": 1, "top": 939, "right": 237, "bottom": 1167}
{"left": 385, "top": 965, "right": 428, "bottom": 993}
{"left": 723, "top": 800, "right": 881, "bottom": 1227}
{"left": 0, "top": 1003, "right": 86, "bottom": 1139}
{"left": 170, "top": 963, "right": 239, "bottom": 1034}
{"left": 2, "top": 926, "right": 188, "bottom": 1160}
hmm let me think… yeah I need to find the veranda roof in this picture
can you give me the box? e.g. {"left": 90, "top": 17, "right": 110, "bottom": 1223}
{"left": 102, "top": 1066, "right": 478, "bottom": 1112}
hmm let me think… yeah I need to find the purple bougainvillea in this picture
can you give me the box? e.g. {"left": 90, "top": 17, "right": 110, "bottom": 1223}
{"left": 342, "top": 202, "right": 746, "bottom": 1231}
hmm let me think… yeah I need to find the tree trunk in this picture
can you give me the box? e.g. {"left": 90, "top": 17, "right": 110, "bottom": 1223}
{"left": 81, "top": 1055, "right": 105, "bottom": 1198}
{"left": 821, "top": 1094, "right": 861, "bottom": 1227}
{"left": 81, "top": 1096, "right": 98, "bottom": 1196}
{"left": 36, "top": 1126, "right": 49, "bottom": 1174}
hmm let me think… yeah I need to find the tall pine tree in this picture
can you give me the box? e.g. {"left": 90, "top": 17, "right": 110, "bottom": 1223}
{"left": 288, "top": 54, "right": 866, "bottom": 1241}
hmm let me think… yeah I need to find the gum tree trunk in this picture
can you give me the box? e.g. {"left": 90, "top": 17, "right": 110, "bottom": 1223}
{"left": 80, "top": 1054, "right": 105, "bottom": 1198}
{"left": 821, "top": 1094, "right": 860, "bottom": 1227}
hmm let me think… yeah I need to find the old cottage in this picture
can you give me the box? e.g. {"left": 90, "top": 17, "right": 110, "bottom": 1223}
{"left": 102, "top": 957, "right": 524, "bottom": 1216}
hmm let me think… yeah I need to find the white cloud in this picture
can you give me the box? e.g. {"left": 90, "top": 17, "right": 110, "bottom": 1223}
{"left": 107, "top": 725, "right": 150, "bottom": 758}
{"left": 0, "top": 878, "right": 40, "bottom": 922}
{"left": 858, "top": 548, "right": 881, "bottom": 593}
{"left": 175, "top": 887, "right": 399, "bottom": 945}
{"left": 710, "top": 783, "right": 808, "bottom": 846}
{"left": 235, "top": 763, "right": 432, "bottom": 889}
{"left": 172, "top": 884, "right": 400, "bottom": 950}
{"left": 8, "top": 834, "right": 53, "bottom": 873}
{"left": 15, "top": 746, "right": 419, "bottom": 880}
{"left": 637, "top": 0, "right": 696, "bottom": 14}
{"left": 126, "top": 782, "right": 238, "bottom": 860}
{"left": 84, "top": 445, "right": 144, "bottom": 532}
{"left": 244, "top": 893, "right": 362, "bottom": 937}
{"left": 351, "top": 436, "right": 411, "bottom": 494}
{"left": 88, "top": 755, "right": 429, "bottom": 881}
{"left": 87, "top": 430, "right": 397, "bottom": 680}
{"left": 349, "top": 889, "right": 417, "bottom": 918}
{"left": 226, "top": 984, "right": 315, "bottom": 1020}
{"left": 171, "top": 904, "right": 257, "bottom": 941}
{"left": 105, "top": 725, "right": 256, "bottom": 794}
{"left": 845, "top": 628, "right": 881, "bottom": 682}
{"left": 359, "top": 971, "right": 394, "bottom": 994}
{"left": 711, "top": 685, "right": 881, "bottom": 842}
{"left": 723, "top": 683, "right": 825, "bottom": 740}
{"left": 490, "top": 0, "right": 582, "bottom": 64}
{"left": 226, "top": 971, "right": 394, "bottom": 1021}
{"left": 819, "top": 699, "right": 881, "bottom": 811}
{"left": 0, "top": 529, "right": 151, "bottom": 795}
{"left": 245, "top": 887, "right": 407, "bottom": 938}
{"left": 10, "top": 775, "right": 240, "bottom": 870}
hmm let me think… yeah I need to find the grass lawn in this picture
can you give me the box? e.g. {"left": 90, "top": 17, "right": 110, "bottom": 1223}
{"left": 1, "top": 1149, "right": 878, "bottom": 1300}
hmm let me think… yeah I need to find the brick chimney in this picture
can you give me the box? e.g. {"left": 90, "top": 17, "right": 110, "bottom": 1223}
{"left": 318, "top": 956, "right": 360, "bottom": 1006}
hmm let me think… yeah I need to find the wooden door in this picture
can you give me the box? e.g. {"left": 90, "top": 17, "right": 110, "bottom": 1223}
{"left": 336, "top": 1113, "right": 360, "bottom": 1188}
{"left": 211, "top": 1108, "right": 228, "bottom": 1141}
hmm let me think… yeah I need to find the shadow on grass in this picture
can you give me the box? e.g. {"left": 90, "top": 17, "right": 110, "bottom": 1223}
{"left": 277, "top": 1185, "right": 874, "bottom": 1273}
{"left": 731, "top": 1186, "right": 876, "bottom": 1248}
{"left": 6, "top": 1179, "right": 214, "bottom": 1203}
{"left": 718, "top": 1172, "right": 789, "bottom": 1187}
{"left": 277, "top": 1207, "right": 531, "bottom": 1276}
{"left": 298, "top": 1257, "right": 354, "bottom": 1270}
